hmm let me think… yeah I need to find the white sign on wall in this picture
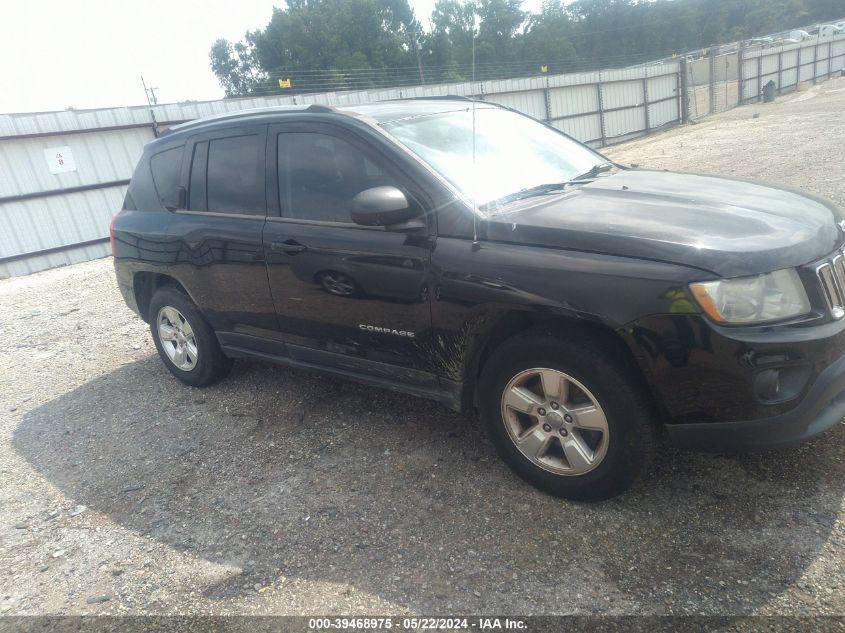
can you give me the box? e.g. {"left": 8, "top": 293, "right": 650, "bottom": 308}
{"left": 44, "top": 146, "right": 77, "bottom": 174}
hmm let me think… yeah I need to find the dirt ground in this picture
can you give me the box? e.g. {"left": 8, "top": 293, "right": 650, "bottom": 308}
{"left": 1, "top": 77, "right": 844, "bottom": 618}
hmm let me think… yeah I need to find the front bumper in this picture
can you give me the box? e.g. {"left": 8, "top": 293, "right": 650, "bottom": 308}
{"left": 623, "top": 311, "right": 845, "bottom": 452}
{"left": 666, "top": 350, "right": 845, "bottom": 451}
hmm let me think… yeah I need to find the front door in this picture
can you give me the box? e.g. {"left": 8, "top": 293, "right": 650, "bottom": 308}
{"left": 262, "top": 122, "right": 437, "bottom": 385}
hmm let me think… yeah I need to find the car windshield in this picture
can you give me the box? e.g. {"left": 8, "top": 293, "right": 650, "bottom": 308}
{"left": 381, "top": 106, "right": 605, "bottom": 210}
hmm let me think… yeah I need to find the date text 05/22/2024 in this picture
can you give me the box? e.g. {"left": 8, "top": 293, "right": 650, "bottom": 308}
{"left": 307, "top": 617, "right": 528, "bottom": 630}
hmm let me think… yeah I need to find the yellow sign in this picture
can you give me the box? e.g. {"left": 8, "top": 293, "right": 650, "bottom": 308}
{"left": 278, "top": 78, "right": 292, "bottom": 88}
{"left": 540, "top": 65, "right": 548, "bottom": 73}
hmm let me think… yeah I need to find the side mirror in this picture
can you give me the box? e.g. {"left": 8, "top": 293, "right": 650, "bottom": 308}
{"left": 351, "top": 186, "right": 419, "bottom": 228}
{"left": 165, "top": 186, "right": 187, "bottom": 211}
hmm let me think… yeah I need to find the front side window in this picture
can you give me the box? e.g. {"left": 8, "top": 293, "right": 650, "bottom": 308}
{"left": 381, "top": 106, "right": 604, "bottom": 210}
{"left": 278, "top": 132, "right": 397, "bottom": 223}
{"left": 189, "top": 133, "right": 265, "bottom": 214}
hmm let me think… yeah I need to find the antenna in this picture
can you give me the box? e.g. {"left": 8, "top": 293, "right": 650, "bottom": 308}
{"left": 471, "top": 14, "right": 480, "bottom": 251}
{"left": 141, "top": 75, "right": 160, "bottom": 138}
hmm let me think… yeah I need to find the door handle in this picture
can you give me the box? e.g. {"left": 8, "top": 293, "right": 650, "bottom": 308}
{"left": 271, "top": 240, "right": 307, "bottom": 255}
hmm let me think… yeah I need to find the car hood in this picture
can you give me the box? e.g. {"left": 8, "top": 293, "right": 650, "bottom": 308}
{"left": 485, "top": 170, "right": 843, "bottom": 277}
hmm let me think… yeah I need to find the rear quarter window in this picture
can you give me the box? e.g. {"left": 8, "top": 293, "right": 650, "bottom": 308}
{"left": 149, "top": 146, "right": 184, "bottom": 209}
{"left": 121, "top": 189, "right": 136, "bottom": 210}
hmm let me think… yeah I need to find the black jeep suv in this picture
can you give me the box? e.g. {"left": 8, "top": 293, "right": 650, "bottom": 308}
{"left": 113, "top": 99, "right": 845, "bottom": 500}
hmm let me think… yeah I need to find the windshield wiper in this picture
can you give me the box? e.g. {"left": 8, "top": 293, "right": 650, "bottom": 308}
{"left": 568, "top": 162, "right": 614, "bottom": 182}
{"left": 482, "top": 182, "right": 570, "bottom": 209}
{"left": 482, "top": 162, "right": 616, "bottom": 210}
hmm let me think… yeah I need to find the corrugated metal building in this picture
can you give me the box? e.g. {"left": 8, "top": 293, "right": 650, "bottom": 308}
{"left": 0, "top": 62, "right": 685, "bottom": 278}
{"left": 9, "top": 29, "right": 842, "bottom": 280}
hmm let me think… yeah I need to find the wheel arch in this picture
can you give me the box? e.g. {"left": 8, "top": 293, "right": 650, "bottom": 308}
{"left": 463, "top": 311, "right": 657, "bottom": 415}
{"left": 133, "top": 272, "right": 191, "bottom": 322}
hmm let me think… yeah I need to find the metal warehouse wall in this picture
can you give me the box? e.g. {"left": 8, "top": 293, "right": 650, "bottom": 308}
{"left": 0, "top": 62, "right": 683, "bottom": 278}
{"left": 0, "top": 127, "right": 151, "bottom": 278}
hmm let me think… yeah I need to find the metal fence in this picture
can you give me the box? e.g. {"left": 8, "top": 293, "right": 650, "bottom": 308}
{"left": 0, "top": 63, "right": 682, "bottom": 278}
{"left": 1, "top": 33, "right": 843, "bottom": 279}
{"left": 683, "top": 34, "right": 845, "bottom": 121}
{"left": 686, "top": 50, "right": 740, "bottom": 117}
{"left": 740, "top": 36, "right": 845, "bottom": 102}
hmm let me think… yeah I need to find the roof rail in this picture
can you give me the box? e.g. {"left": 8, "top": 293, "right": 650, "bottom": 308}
{"left": 161, "top": 103, "right": 338, "bottom": 136}
{"left": 396, "top": 94, "right": 473, "bottom": 101}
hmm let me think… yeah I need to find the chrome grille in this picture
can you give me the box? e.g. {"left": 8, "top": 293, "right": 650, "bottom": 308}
{"left": 816, "top": 249, "right": 845, "bottom": 319}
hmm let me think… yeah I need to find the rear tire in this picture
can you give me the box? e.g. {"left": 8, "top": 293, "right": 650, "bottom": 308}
{"left": 148, "top": 286, "right": 233, "bottom": 387}
{"left": 478, "top": 330, "right": 657, "bottom": 501}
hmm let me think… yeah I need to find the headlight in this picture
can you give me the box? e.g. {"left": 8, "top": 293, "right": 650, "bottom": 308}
{"left": 689, "top": 269, "right": 810, "bottom": 325}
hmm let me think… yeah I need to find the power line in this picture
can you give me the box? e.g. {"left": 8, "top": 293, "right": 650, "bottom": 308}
{"left": 261, "top": 54, "right": 673, "bottom": 78}
{"left": 257, "top": 50, "right": 683, "bottom": 81}
{"left": 230, "top": 50, "right": 683, "bottom": 96}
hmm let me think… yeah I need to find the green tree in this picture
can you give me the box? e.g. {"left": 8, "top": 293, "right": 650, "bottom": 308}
{"left": 209, "top": 35, "right": 266, "bottom": 97}
{"left": 423, "top": 0, "right": 478, "bottom": 81}
{"left": 210, "top": 0, "right": 419, "bottom": 95}
{"left": 210, "top": 0, "right": 845, "bottom": 96}
{"left": 422, "top": 0, "right": 527, "bottom": 81}
{"left": 521, "top": 1, "right": 578, "bottom": 73}
{"left": 474, "top": 0, "right": 526, "bottom": 65}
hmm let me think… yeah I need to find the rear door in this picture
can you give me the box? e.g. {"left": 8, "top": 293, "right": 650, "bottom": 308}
{"left": 168, "top": 124, "right": 278, "bottom": 339}
{"left": 262, "top": 121, "right": 438, "bottom": 385}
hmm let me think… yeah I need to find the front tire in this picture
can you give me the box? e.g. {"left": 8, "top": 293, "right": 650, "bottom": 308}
{"left": 478, "top": 331, "right": 657, "bottom": 501}
{"left": 148, "top": 286, "right": 232, "bottom": 387}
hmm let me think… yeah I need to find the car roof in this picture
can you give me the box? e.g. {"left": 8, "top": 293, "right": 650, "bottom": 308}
{"left": 337, "top": 98, "right": 497, "bottom": 123}
{"left": 157, "top": 98, "right": 496, "bottom": 142}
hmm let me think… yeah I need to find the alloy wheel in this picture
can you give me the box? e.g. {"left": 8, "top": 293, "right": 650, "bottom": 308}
{"left": 157, "top": 306, "right": 198, "bottom": 371}
{"left": 500, "top": 367, "right": 610, "bottom": 475}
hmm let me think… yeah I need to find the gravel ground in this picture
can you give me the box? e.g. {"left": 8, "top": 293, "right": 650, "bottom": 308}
{"left": 1, "top": 78, "right": 844, "bottom": 618}
{"left": 607, "top": 77, "right": 845, "bottom": 210}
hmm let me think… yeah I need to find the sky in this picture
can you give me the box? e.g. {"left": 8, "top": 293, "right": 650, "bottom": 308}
{"left": 1, "top": 0, "right": 543, "bottom": 115}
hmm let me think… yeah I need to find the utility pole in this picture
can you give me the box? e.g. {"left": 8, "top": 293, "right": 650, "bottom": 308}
{"left": 414, "top": 28, "right": 425, "bottom": 85}
{"left": 141, "top": 75, "right": 160, "bottom": 138}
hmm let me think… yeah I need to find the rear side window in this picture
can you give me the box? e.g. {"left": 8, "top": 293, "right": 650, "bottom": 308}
{"left": 204, "top": 134, "right": 265, "bottom": 214}
{"left": 149, "top": 146, "right": 184, "bottom": 209}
